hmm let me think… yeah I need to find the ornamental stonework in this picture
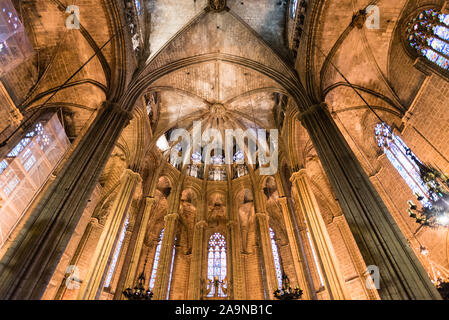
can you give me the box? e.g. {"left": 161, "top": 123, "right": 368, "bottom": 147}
{"left": 208, "top": 0, "right": 226, "bottom": 12}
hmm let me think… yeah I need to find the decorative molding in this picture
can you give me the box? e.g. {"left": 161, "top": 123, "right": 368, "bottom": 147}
{"left": 207, "top": 0, "right": 227, "bottom": 12}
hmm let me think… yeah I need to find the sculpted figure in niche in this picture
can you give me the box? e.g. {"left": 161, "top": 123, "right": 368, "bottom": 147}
{"left": 239, "top": 190, "right": 255, "bottom": 253}
{"left": 207, "top": 193, "right": 227, "bottom": 226}
{"left": 178, "top": 189, "right": 196, "bottom": 254}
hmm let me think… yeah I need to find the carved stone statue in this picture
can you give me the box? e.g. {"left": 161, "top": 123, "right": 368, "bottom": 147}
{"left": 238, "top": 192, "right": 255, "bottom": 253}
{"left": 238, "top": 205, "right": 255, "bottom": 253}
{"left": 178, "top": 191, "right": 196, "bottom": 254}
{"left": 207, "top": 193, "right": 227, "bottom": 226}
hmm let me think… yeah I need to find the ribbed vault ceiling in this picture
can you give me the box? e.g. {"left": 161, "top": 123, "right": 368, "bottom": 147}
{"left": 143, "top": 1, "right": 292, "bottom": 150}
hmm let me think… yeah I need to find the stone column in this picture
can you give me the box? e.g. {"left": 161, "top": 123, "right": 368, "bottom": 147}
{"left": 255, "top": 212, "right": 279, "bottom": 299}
{"left": 114, "top": 160, "right": 165, "bottom": 299}
{"left": 77, "top": 169, "right": 141, "bottom": 300}
{"left": 333, "top": 215, "right": 380, "bottom": 300}
{"left": 300, "top": 102, "right": 441, "bottom": 300}
{"left": 54, "top": 217, "right": 102, "bottom": 300}
{"left": 187, "top": 220, "right": 207, "bottom": 300}
{"left": 277, "top": 196, "right": 313, "bottom": 300}
{"left": 227, "top": 219, "right": 245, "bottom": 299}
{"left": 291, "top": 169, "right": 348, "bottom": 300}
{"left": 0, "top": 102, "right": 133, "bottom": 300}
{"left": 116, "top": 196, "right": 155, "bottom": 299}
{"left": 152, "top": 212, "right": 178, "bottom": 300}
{"left": 250, "top": 183, "right": 279, "bottom": 299}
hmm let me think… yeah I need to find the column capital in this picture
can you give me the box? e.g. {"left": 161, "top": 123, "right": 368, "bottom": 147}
{"left": 226, "top": 221, "right": 236, "bottom": 227}
{"left": 195, "top": 220, "right": 208, "bottom": 229}
{"left": 121, "top": 168, "right": 142, "bottom": 184}
{"left": 297, "top": 102, "right": 327, "bottom": 122}
{"left": 255, "top": 212, "right": 269, "bottom": 220}
{"left": 277, "top": 196, "right": 288, "bottom": 206}
{"left": 164, "top": 213, "right": 179, "bottom": 222}
{"left": 144, "top": 196, "right": 155, "bottom": 205}
{"left": 104, "top": 100, "right": 134, "bottom": 121}
{"left": 290, "top": 168, "right": 307, "bottom": 183}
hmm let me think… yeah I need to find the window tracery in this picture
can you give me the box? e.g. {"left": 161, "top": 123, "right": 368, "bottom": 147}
{"left": 0, "top": 114, "right": 69, "bottom": 248}
{"left": 375, "top": 123, "right": 432, "bottom": 207}
{"left": 269, "top": 228, "right": 283, "bottom": 289}
{"left": 407, "top": 9, "right": 449, "bottom": 70}
{"left": 290, "top": 0, "right": 298, "bottom": 19}
{"left": 207, "top": 233, "right": 227, "bottom": 297}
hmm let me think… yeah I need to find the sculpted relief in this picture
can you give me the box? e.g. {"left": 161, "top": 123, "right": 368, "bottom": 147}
{"left": 238, "top": 190, "right": 255, "bottom": 253}
{"left": 178, "top": 189, "right": 197, "bottom": 254}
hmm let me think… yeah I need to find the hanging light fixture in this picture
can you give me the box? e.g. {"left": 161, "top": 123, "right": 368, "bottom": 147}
{"left": 273, "top": 274, "right": 303, "bottom": 300}
{"left": 406, "top": 149, "right": 449, "bottom": 228}
{"left": 123, "top": 256, "right": 153, "bottom": 300}
{"left": 122, "top": 271, "right": 153, "bottom": 300}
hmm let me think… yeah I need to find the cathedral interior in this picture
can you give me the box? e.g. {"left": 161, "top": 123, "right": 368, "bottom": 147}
{"left": 0, "top": 0, "right": 449, "bottom": 301}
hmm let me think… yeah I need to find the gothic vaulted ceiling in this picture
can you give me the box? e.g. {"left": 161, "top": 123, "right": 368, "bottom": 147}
{"left": 141, "top": 0, "right": 293, "bottom": 145}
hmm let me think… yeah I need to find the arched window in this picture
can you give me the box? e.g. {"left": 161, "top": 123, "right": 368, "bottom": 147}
{"left": 269, "top": 228, "right": 283, "bottom": 289}
{"left": 407, "top": 9, "right": 449, "bottom": 70}
{"left": 147, "top": 229, "right": 176, "bottom": 298}
{"left": 207, "top": 233, "right": 227, "bottom": 297}
{"left": 134, "top": 0, "right": 142, "bottom": 15}
{"left": 0, "top": 114, "right": 69, "bottom": 249}
{"left": 148, "top": 229, "right": 164, "bottom": 290}
{"left": 290, "top": 0, "right": 298, "bottom": 19}
{"left": 375, "top": 123, "right": 432, "bottom": 207}
{"left": 104, "top": 215, "right": 129, "bottom": 288}
{"left": 166, "top": 240, "right": 176, "bottom": 300}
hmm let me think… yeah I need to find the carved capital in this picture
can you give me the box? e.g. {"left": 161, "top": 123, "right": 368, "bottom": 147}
{"left": 278, "top": 196, "right": 288, "bottom": 207}
{"left": 195, "top": 220, "right": 208, "bottom": 229}
{"left": 164, "top": 213, "right": 179, "bottom": 222}
{"left": 226, "top": 220, "right": 236, "bottom": 228}
{"left": 255, "top": 212, "right": 269, "bottom": 220}
{"left": 121, "top": 168, "right": 142, "bottom": 184}
{"left": 103, "top": 100, "right": 134, "bottom": 123}
{"left": 290, "top": 169, "right": 307, "bottom": 183}
{"left": 297, "top": 103, "right": 327, "bottom": 122}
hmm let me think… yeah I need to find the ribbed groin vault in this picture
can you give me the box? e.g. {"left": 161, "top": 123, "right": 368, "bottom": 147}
{"left": 0, "top": 0, "right": 448, "bottom": 300}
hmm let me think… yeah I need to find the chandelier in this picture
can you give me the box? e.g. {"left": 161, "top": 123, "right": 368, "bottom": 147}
{"left": 406, "top": 149, "right": 449, "bottom": 228}
{"left": 435, "top": 279, "right": 449, "bottom": 300}
{"left": 122, "top": 271, "right": 153, "bottom": 300}
{"left": 273, "top": 274, "right": 303, "bottom": 300}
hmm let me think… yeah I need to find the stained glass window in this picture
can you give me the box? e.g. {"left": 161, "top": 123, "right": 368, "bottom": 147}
{"left": 375, "top": 123, "right": 433, "bottom": 207}
{"left": 166, "top": 240, "right": 176, "bottom": 300}
{"left": 149, "top": 229, "right": 164, "bottom": 291}
{"left": 207, "top": 233, "right": 227, "bottom": 297}
{"left": 290, "top": 0, "right": 298, "bottom": 19}
{"left": 269, "top": 228, "right": 283, "bottom": 290}
{"left": 0, "top": 114, "right": 69, "bottom": 249}
{"left": 0, "top": 0, "right": 34, "bottom": 73}
{"left": 407, "top": 9, "right": 449, "bottom": 70}
{"left": 134, "top": 0, "right": 142, "bottom": 15}
{"left": 306, "top": 230, "right": 324, "bottom": 287}
{"left": 104, "top": 216, "right": 129, "bottom": 288}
